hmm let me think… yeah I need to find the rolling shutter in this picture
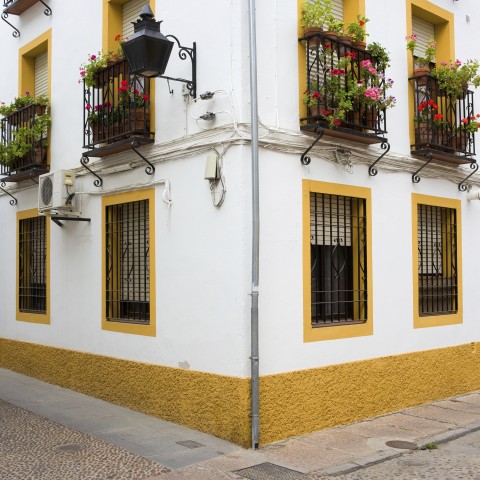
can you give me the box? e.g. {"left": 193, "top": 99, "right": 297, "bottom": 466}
{"left": 34, "top": 51, "right": 48, "bottom": 97}
{"left": 412, "top": 16, "right": 435, "bottom": 62}
{"left": 122, "top": 0, "right": 148, "bottom": 38}
{"left": 331, "top": 0, "right": 344, "bottom": 22}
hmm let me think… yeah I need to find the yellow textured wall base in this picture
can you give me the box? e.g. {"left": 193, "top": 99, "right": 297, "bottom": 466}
{"left": 260, "top": 342, "right": 480, "bottom": 444}
{"left": 0, "top": 339, "right": 251, "bottom": 446}
{"left": 1, "top": 339, "right": 480, "bottom": 446}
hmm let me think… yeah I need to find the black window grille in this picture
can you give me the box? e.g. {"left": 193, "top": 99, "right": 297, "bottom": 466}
{"left": 417, "top": 204, "right": 458, "bottom": 316}
{"left": 18, "top": 216, "right": 47, "bottom": 313}
{"left": 310, "top": 192, "right": 367, "bottom": 326}
{"left": 105, "top": 199, "right": 150, "bottom": 324}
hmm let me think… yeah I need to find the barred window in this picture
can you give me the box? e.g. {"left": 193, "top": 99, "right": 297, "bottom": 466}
{"left": 18, "top": 216, "right": 47, "bottom": 314}
{"left": 310, "top": 192, "right": 367, "bottom": 326}
{"left": 417, "top": 204, "right": 458, "bottom": 316}
{"left": 105, "top": 199, "right": 150, "bottom": 324}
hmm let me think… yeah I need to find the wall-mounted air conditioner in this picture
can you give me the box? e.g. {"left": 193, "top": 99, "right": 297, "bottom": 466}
{"left": 38, "top": 170, "right": 79, "bottom": 214}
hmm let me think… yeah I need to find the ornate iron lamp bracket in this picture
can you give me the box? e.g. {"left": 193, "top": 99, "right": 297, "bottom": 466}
{"left": 301, "top": 125, "right": 324, "bottom": 165}
{"left": 412, "top": 152, "right": 433, "bottom": 183}
{"left": 131, "top": 140, "right": 155, "bottom": 175}
{"left": 159, "top": 36, "right": 196, "bottom": 98}
{"left": 369, "top": 140, "right": 390, "bottom": 176}
{"left": 80, "top": 156, "right": 103, "bottom": 188}
{"left": 0, "top": 181, "right": 17, "bottom": 205}
{"left": 459, "top": 161, "right": 479, "bottom": 192}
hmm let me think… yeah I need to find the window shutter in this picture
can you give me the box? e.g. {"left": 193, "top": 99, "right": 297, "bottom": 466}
{"left": 310, "top": 194, "right": 352, "bottom": 247}
{"left": 34, "top": 52, "right": 48, "bottom": 97}
{"left": 412, "top": 16, "right": 435, "bottom": 62}
{"left": 331, "top": 0, "right": 344, "bottom": 22}
{"left": 122, "top": 0, "right": 148, "bottom": 38}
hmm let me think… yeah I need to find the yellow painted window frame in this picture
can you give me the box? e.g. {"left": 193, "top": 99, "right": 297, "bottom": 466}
{"left": 102, "top": 188, "right": 156, "bottom": 336}
{"left": 16, "top": 209, "right": 50, "bottom": 324}
{"left": 303, "top": 180, "right": 373, "bottom": 342}
{"left": 411, "top": 193, "right": 462, "bottom": 328}
{"left": 406, "top": 0, "right": 454, "bottom": 148}
{"left": 19, "top": 29, "right": 52, "bottom": 98}
{"left": 297, "top": 0, "right": 365, "bottom": 120}
{"left": 412, "top": 193, "right": 463, "bottom": 328}
{"left": 103, "top": 0, "right": 156, "bottom": 130}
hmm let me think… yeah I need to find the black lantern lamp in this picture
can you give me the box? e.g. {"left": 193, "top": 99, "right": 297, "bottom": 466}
{"left": 122, "top": 5, "right": 197, "bottom": 97}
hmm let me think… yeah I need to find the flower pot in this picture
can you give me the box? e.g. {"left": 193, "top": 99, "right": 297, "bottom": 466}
{"left": 352, "top": 41, "right": 367, "bottom": 51}
{"left": 303, "top": 27, "right": 324, "bottom": 37}
{"left": 413, "top": 68, "right": 430, "bottom": 86}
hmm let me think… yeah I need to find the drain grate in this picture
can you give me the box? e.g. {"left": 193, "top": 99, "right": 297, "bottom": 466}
{"left": 234, "top": 462, "right": 308, "bottom": 480}
{"left": 385, "top": 440, "right": 418, "bottom": 450}
{"left": 54, "top": 443, "right": 85, "bottom": 452}
{"left": 176, "top": 440, "right": 205, "bottom": 449}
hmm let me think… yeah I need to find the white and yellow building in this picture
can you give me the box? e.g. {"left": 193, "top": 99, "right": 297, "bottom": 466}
{"left": 1, "top": 0, "right": 480, "bottom": 448}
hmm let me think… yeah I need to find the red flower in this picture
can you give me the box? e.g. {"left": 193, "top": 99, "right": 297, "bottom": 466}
{"left": 114, "top": 34, "right": 122, "bottom": 41}
{"left": 333, "top": 119, "right": 342, "bottom": 126}
{"left": 142, "top": 94, "right": 149, "bottom": 101}
{"left": 118, "top": 86, "right": 127, "bottom": 92}
{"left": 433, "top": 114, "right": 443, "bottom": 121}
{"left": 359, "top": 20, "right": 365, "bottom": 26}
{"left": 121, "top": 80, "right": 128, "bottom": 87}
{"left": 321, "top": 109, "right": 330, "bottom": 115}
{"left": 135, "top": 89, "right": 139, "bottom": 95}
{"left": 312, "top": 91, "right": 320, "bottom": 99}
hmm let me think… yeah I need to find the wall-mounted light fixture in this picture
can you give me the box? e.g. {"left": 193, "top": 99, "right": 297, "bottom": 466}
{"left": 122, "top": 5, "right": 197, "bottom": 97}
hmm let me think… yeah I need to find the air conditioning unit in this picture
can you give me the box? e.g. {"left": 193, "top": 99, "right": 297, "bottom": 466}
{"left": 38, "top": 170, "right": 79, "bottom": 214}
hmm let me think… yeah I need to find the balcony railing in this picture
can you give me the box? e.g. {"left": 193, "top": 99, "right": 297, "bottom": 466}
{"left": 0, "top": 104, "right": 49, "bottom": 181}
{"left": 299, "top": 32, "right": 389, "bottom": 144}
{"left": 83, "top": 58, "right": 153, "bottom": 157}
{"left": 410, "top": 74, "right": 475, "bottom": 164}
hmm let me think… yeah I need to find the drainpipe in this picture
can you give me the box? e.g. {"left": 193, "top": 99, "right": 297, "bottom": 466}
{"left": 247, "top": 0, "right": 260, "bottom": 450}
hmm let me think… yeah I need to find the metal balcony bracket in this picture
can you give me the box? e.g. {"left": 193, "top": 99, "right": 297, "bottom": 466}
{"left": 369, "top": 140, "right": 390, "bottom": 176}
{"left": 50, "top": 216, "right": 91, "bottom": 228}
{"left": 459, "top": 161, "right": 479, "bottom": 192}
{"left": 131, "top": 140, "right": 155, "bottom": 175}
{"left": 80, "top": 156, "right": 103, "bottom": 187}
{"left": 412, "top": 152, "right": 433, "bottom": 184}
{"left": 0, "top": 181, "right": 17, "bottom": 206}
{"left": 39, "top": 0, "right": 52, "bottom": 16}
{"left": 1, "top": 12, "right": 19, "bottom": 37}
{"left": 301, "top": 125, "right": 324, "bottom": 165}
{"left": 160, "top": 37, "right": 196, "bottom": 98}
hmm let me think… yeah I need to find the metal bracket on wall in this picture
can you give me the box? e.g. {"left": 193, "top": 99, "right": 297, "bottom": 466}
{"left": 0, "top": 181, "right": 17, "bottom": 206}
{"left": 368, "top": 140, "right": 390, "bottom": 176}
{"left": 300, "top": 125, "right": 324, "bottom": 165}
{"left": 2, "top": 1, "right": 52, "bottom": 37}
{"left": 412, "top": 152, "right": 433, "bottom": 183}
{"left": 458, "top": 161, "right": 479, "bottom": 192}
{"left": 80, "top": 156, "right": 103, "bottom": 188}
{"left": 50, "top": 216, "right": 91, "bottom": 228}
{"left": 131, "top": 141, "right": 155, "bottom": 175}
{"left": 160, "top": 37, "right": 196, "bottom": 98}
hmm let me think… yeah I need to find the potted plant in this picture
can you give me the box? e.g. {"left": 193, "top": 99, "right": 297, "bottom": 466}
{"left": 116, "top": 79, "right": 150, "bottom": 131}
{"left": 324, "top": 17, "right": 343, "bottom": 39}
{"left": 367, "top": 42, "right": 391, "bottom": 71}
{"left": 406, "top": 35, "right": 436, "bottom": 82}
{"left": 346, "top": 15, "right": 369, "bottom": 50}
{"left": 456, "top": 114, "right": 480, "bottom": 151}
{"left": 301, "top": 0, "right": 333, "bottom": 36}
{"left": 432, "top": 59, "right": 480, "bottom": 98}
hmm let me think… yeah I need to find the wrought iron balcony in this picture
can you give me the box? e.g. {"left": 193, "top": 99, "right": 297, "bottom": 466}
{"left": 410, "top": 73, "right": 476, "bottom": 165}
{"left": 0, "top": 104, "right": 49, "bottom": 182}
{"left": 299, "top": 32, "right": 390, "bottom": 145}
{"left": 82, "top": 58, "right": 154, "bottom": 158}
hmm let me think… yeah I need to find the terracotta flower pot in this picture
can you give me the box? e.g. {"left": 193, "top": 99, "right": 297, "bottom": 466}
{"left": 413, "top": 67, "right": 430, "bottom": 86}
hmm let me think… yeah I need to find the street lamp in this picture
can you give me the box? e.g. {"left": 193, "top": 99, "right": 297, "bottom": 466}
{"left": 121, "top": 5, "right": 197, "bottom": 97}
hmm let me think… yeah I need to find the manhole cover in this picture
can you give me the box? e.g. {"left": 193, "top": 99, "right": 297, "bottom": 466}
{"left": 234, "top": 462, "right": 308, "bottom": 480}
{"left": 385, "top": 440, "right": 418, "bottom": 450}
{"left": 176, "top": 440, "right": 205, "bottom": 449}
{"left": 54, "top": 443, "right": 85, "bottom": 452}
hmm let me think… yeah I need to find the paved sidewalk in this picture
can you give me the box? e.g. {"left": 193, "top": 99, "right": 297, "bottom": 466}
{"left": 2, "top": 368, "right": 480, "bottom": 479}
